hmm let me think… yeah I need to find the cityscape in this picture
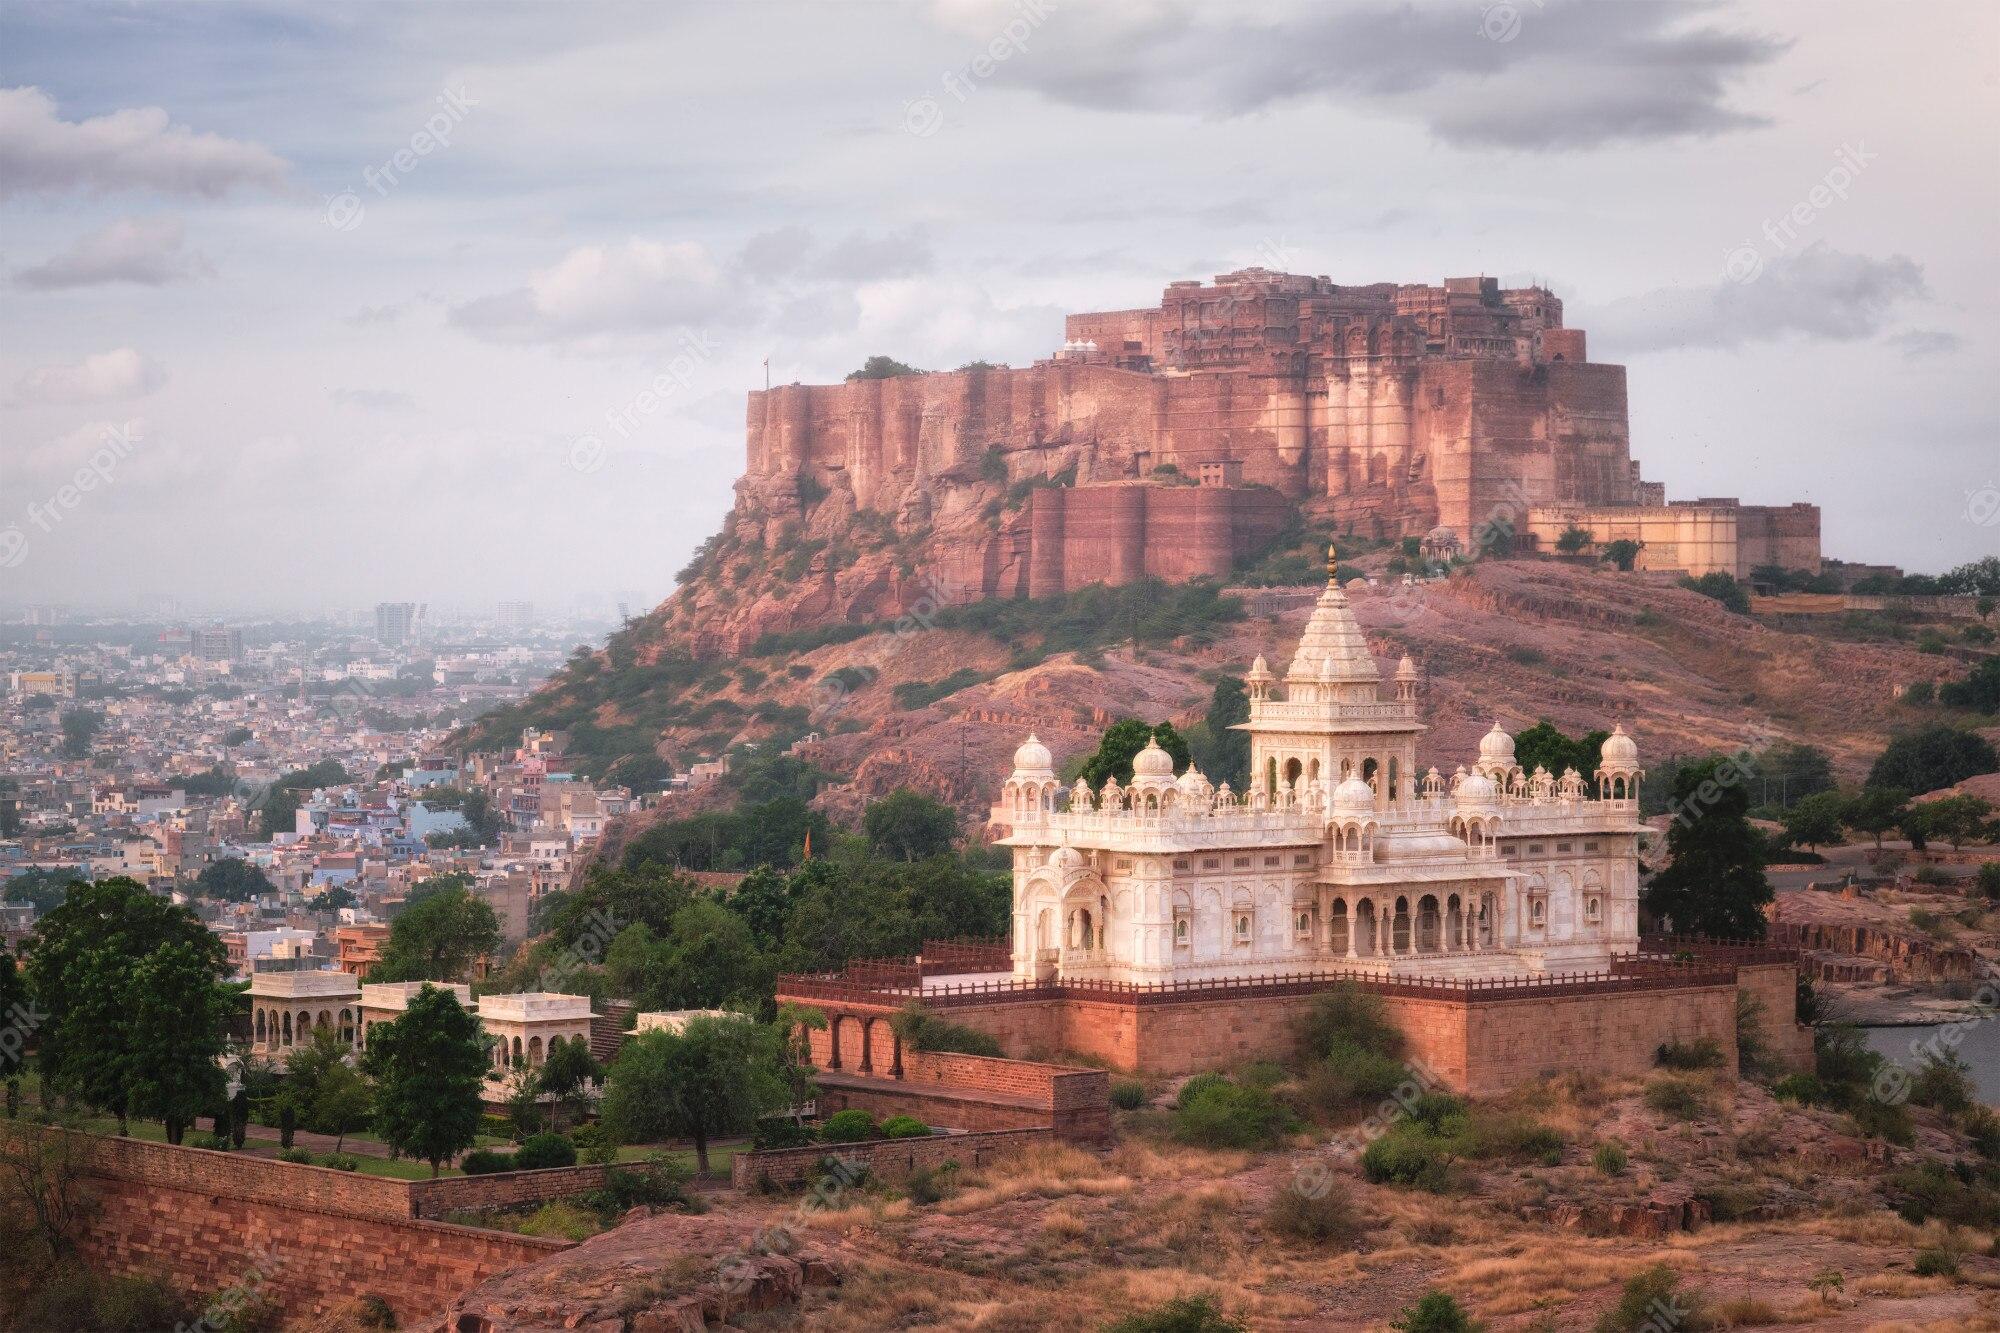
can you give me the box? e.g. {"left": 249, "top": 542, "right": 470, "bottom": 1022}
{"left": 2, "top": 3, "right": 1998, "bottom": 1332}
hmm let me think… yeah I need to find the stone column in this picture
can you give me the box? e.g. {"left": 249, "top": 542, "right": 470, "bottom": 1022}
{"left": 1344, "top": 900, "right": 1358, "bottom": 959}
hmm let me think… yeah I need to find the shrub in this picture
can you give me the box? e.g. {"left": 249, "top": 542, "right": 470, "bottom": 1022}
{"left": 1643, "top": 1075, "right": 1712, "bottom": 1120}
{"left": 14, "top": 1264, "right": 195, "bottom": 1333}
{"left": 1846, "top": 1095, "right": 1915, "bottom": 1146}
{"left": 1105, "top": 1295, "right": 1246, "bottom": 1333}
{"left": 1361, "top": 1126, "right": 1453, "bottom": 1193}
{"left": 1391, "top": 1291, "right": 1478, "bottom": 1333}
{"left": 1889, "top": 1161, "right": 2000, "bottom": 1227}
{"left": 752, "top": 1116, "right": 818, "bottom": 1150}
{"left": 890, "top": 1004, "right": 1004, "bottom": 1057}
{"left": 880, "top": 1115, "right": 931, "bottom": 1139}
{"left": 1296, "top": 983, "right": 1407, "bottom": 1061}
{"left": 906, "top": 1161, "right": 959, "bottom": 1205}
{"left": 1596, "top": 1263, "right": 1700, "bottom": 1333}
{"left": 1110, "top": 1078, "right": 1146, "bottom": 1110}
{"left": 1265, "top": 1178, "right": 1364, "bottom": 1248}
{"left": 1913, "top": 1245, "right": 1960, "bottom": 1278}
{"left": 1172, "top": 1078, "right": 1292, "bottom": 1150}
{"left": 320, "top": 1153, "right": 361, "bottom": 1172}
{"left": 461, "top": 1149, "right": 517, "bottom": 1175}
{"left": 514, "top": 1133, "right": 578, "bottom": 1170}
{"left": 1909, "top": 1050, "right": 1977, "bottom": 1116}
{"left": 570, "top": 1123, "right": 620, "bottom": 1165}
{"left": 1176, "top": 1072, "right": 1231, "bottom": 1109}
{"left": 1304, "top": 1041, "right": 1412, "bottom": 1114}
{"left": 192, "top": 1131, "right": 233, "bottom": 1152}
{"left": 1696, "top": 1184, "right": 1761, "bottom": 1222}
{"left": 586, "top": 1158, "right": 694, "bottom": 1213}
{"left": 277, "top": 1146, "right": 313, "bottom": 1165}
{"left": 517, "top": 1201, "right": 600, "bottom": 1241}
{"left": 1593, "top": 1141, "right": 1628, "bottom": 1176}
{"left": 1655, "top": 1037, "right": 1725, "bottom": 1070}
{"left": 1771, "top": 1072, "right": 1826, "bottom": 1105}
{"left": 820, "top": 1109, "right": 879, "bottom": 1144}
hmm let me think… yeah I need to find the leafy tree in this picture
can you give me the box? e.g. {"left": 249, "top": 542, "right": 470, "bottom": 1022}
{"left": 0, "top": 949, "right": 28, "bottom": 1096}
{"left": 257, "top": 785, "right": 300, "bottom": 839}
{"left": 1938, "top": 657, "right": 2000, "bottom": 712}
{"left": 1679, "top": 572, "right": 1751, "bottom": 614}
{"left": 1555, "top": 526, "right": 1593, "bottom": 555}
{"left": 534, "top": 1035, "right": 604, "bottom": 1134}
{"left": 309, "top": 1059, "right": 373, "bottom": 1153}
{"left": 1841, "top": 786, "right": 1909, "bottom": 850}
{"left": 3, "top": 868, "right": 79, "bottom": 915}
{"left": 58, "top": 710, "right": 103, "bottom": 759}
{"left": 1512, "top": 721, "right": 1610, "bottom": 787}
{"left": 281, "top": 1027, "right": 356, "bottom": 1116}
{"left": 370, "top": 880, "right": 500, "bottom": 983}
{"left": 0, "top": 780, "right": 18, "bottom": 839}
{"left": 1913, "top": 793, "right": 1993, "bottom": 850}
{"left": 1076, "top": 719, "right": 1192, "bottom": 789}
{"left": 599, "top": 1014, "right": 792, "bottom": 1174}
{"left": 777, "top": 860, "right": 917, "bottom": 971}
{"left": 845, "top": 355, "right": 923, "bottom": 381}
{"left": 1782, "top": 791, "right": 1847, "bottom": 850}
{"left": 27, "top": 878, "right": 230, "bottom": 1143}
{"left": 539, "top": 862, "right": 695, "bottom": 949}
{"left": 1641, "top": 759, "right": 1773, "bottom": 940}
{"left": 719, "top": 866, "right": 798, "bottom": 950}
{"left": 1867, "top": 726, "right": 1998, "bottom": 795}
{"left": 222, "top": 727, "right": 253, "bottom": 746}
{"left": 363, "top": 984, "right": 489, "bottom": 1176}
{"left": 194, "top": 858, "right": 275, "bottom": 903}
{"left": 1937, "top": 555, "right": 2000, "bottom": 596}
{"left": 1745, "top": 742, "right": 1836, "bottom": 808}
{"left": 658, "top": 900, "right": 769, "bottom": 1008}
{"left": 1192, "top": 676, "right": 1251, "bottom": 790}
{"left": 864, "top": 788, "right": 959, "bottom": 861}
{"left": 1602, "top": 539, "right": 1643, "bottom": 572}
{"left": 312, "top": 884, "right": 358, "bottom": 911}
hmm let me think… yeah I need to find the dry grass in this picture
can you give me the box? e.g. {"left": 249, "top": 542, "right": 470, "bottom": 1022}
{"left": 938, "top": 1142, "right": 1136, "bottom": 1215}
{"left": 1797, "top": 1211, "right": 1928, "bottom": 1248}
{"left": 1446, "top": 1241, "right": 1680, "bottom": 1317}
{"left": 800, "top": 1195, "right": 913, "bottom": 1232}
{"left": 1853, "top": 1272, "right": 1956, "bottom": 1299}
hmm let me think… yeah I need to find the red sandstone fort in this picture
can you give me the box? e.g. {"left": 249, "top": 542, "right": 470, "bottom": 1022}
{"left": 736, "top": 269, "right": 1820, "bottom": 598}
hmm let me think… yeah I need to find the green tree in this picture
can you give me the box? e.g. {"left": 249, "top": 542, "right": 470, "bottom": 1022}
{"left": 658, "top": 900, "right": 769, "bottom": 1009}
{"left": 534, "top": 1035, "right": 603, "bottom": 1134}
{"left": 27, "top": 879, "right": 230, "bottom": 1143}
{"left": 538, "top": 862, "right": 695, "bottom": 949}
{"left": 599, "top": 1014, "right": 791, "bottom": 1175}
{"left": 194, "top": 858, "right": 275, "bottom": 903}
{"left": 1192, "top": 676, "right": 1251, "bottom": 790}
{"left": 1602, "top": 539, "right": 1643, "bottom": 572}
{"left": 1937, "top": 657, "right": 2000, "bottom": 712}
{"left": 0, "top": 949, "right": 28, "bottom": 1103}
{"left": 1512, "top": 721, "right": 1610, "bottom": 787}
{"left": 3, "top": 868, "right": 79, "bottom": 915}
{"left": 364, "top": 984, "right": 488, "bottom": 1176}
{"left": 1076, "top": 719, "right": 1192, "bottom": 789}
{"left": 281, "top": 1026, "right": 356, "bottom": 1116}
{"left": 1782, "top": 790, "right": 1848, "bottom": 850}
{"left": 309, "top": 1059, "right": 373, "bottom": 1153}
{"left": 777, "top": 860, "right": 918, "bottom": 971}
{"left": 312, "top": 884, "right": 358, "bottom": 911}
{"left": 1914, "top": 793, "right": 1993, "bottom": 850}
{"left": 1867, "top": 726, "right": 1998, "bottom": 795}
{"left": 1679, "top": 572, "right": 1751, "bottom": 614}
{"left": 845, "top": 355, "right": 923, "bottom": 381}
{"left": 863, "top": 788, "right": 959, "bottom": 861}
{"left": 1745, "top": 742, "right": 1836, "bottom": 808}
{"left": 1841, "top": 786, "right": 1909, "bottom": 850}
{"left": 1641, "top": 759, "right": 1773, "bottom": 940}
{"left": 1555, "top": 526, "right": 1593, "bottom": 555}
{"left": 58, "top": 710, "right": 102, "bottom": 759}
{"left": 257, "top": 785, "right": 299, "bottom": 839}
{"left": 370, "top": 879, "right": 500, "bottom": 983}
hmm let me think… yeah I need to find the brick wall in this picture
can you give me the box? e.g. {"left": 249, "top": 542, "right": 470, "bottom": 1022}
{"left": 1461, "top": 984, "right": 1738, "bottom": 1095}
{"left": 407, "top": 1163, "right": 621, "bottom": 1219}
{"left": 729, "top": 1128, "right": 1050, "bottom": 1190}
{"left": 51, "top": 1130, "right": 566, "bottom": 1324}
{"left": 795, "top": 1025, "right": 1112, "bottom": 1141}
{"left": 1735, "top": 960, "right": 1815, "bottom": 1074}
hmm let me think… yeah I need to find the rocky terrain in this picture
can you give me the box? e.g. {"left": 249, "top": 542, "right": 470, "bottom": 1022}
{"left": 439, "top": 1073, "right": 2000, "bottom": 1331}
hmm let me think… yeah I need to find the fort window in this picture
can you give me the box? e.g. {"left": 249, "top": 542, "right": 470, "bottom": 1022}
{"left": 1174, "top": 915, "right": 1190, "bottom": 946}
{"left": 1527, "top": 843, "right": 1544, "bottom": 854}
{"left": 1115, "top": 859, "right": 1131, "bottom": 871}
{"left": 1202, "top": 857, "right": 1220, "bottom": 870}
{"left": 1234, "top": 913, "right": 1252, "bottom": 944}
{"left": 1529, "top": 898, "right": 1547, "bottom": 930}
{"left": 1295, "top": 909, "right": 1312, "bottom": 938}
{"left": 1294, "top": 853, "right": 1312, "bottom": 867}
{"left": 1502, "top": 846, "right": 1518, "bottom": 857}
{"left": 1557, "top": 842, "right": 1573, "bottom": 852}
{"left": 1264, "top": 855, "right": 1281, "bottom": 867}
{"left": 1173, "top": 859, "right": 1189, "bottom": 870}
{"left": 1233, "top": 855, "right": 1251, "bottom": 868}
{"left": 1584, "top": 841, "right": 1600, "bottom": 851}
{"left": 1585, "top": 895, "right": 1603, "bottom": 925}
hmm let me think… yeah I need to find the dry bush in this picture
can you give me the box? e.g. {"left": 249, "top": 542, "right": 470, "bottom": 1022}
{"left": 800, "top": 1195, "right": 913, "bottom": 1231}
{"left": 1706, "top": 1294, "right": 1790, "bottom": 1327}
{"left": 1853, "top": 1270, "right": 1954, "bottom": 1298}
{"left": 939, "top": 1142, "right": 1135, "bottom": 1215}
{"left": 1448, "top": 1241, "right": 1676, "bottom": 1318}
{"left": 1264, "top": 1178, "right": 1364, "bottom": 1249}
{"left": 1108, "top": 1137, "right": 1251, "bottom": 1183}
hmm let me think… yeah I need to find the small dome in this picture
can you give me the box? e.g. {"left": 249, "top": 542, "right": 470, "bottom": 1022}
{"left": 1395, "top": 654, "right": 1419, "bottom": 680}
{"left": 1456, "top": 770, "right": 1498, "bottom": 808}
{"left": 1132, "top": 738, "right": 1175, "bottom": 779}
{"left": 1011, "top": 732, "right": 1053, "bottom": 776}
{"left": 1333, "top": 775, "right": 1375, "bottom": 815}
{"left": 1175, "top": 765, "right": 1212, "bottom": 797}
{"left": 1600, "top": 723, "right": 1639, "bottom": 767}
{"left": 1426, "top": 525, "right": 1457, "bottom": 544}
{"left": 1246, "top": 654, "right": 1273, "bottom": 680}
{"left": 1478, "top": 722, "right": 1516, "bottom": 763}
{"left": 1049, "top": 845, "right": 1084, "bottom": 875}
{"left": 1344, "top": 577, "right": 1369, "bottom": 591}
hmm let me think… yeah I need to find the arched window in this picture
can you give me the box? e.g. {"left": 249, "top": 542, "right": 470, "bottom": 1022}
{"left": 1529, "top": 897, "right": 1547, "bottom": 929}
{"left": 1174, "top": 916, "right": 1190, "bottom": 946}
{"left": 1234, "top": 912, "right": 1252, "bottom": 944}
{"left": 528, "top": 1035, "right": 544, "bottom": 1066}
{"left": 1584, "top": 894, "right": 1602, "bottom": 925}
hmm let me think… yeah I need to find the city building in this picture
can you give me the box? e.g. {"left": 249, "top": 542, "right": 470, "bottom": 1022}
{"left": 374, "top": 603, "right": 418, "bottom": 647}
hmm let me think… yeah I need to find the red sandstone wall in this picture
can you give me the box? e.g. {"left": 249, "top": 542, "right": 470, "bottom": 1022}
{"left": 1736, "top": 961, "right": 1815, "bottom": 1073}
{"left": 1460, "top": 985, "right": 1738, "bottom": 1095}
{"left": 731, "top": 1128, "right": 1051, "bottom": 1190}
{"left": 56, "top": 1132, "right": 565, "bottom": 1324}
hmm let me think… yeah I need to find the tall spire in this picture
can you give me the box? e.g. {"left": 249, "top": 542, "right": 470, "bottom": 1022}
{"left": 1327, "top": 542, "right": 1338, "bottom": 585}
{"left": 1285, "top": 543, "right": 1378, "bottom": 685}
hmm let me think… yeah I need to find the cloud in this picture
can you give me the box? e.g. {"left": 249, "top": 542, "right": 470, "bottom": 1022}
{"left": 10, "top": 348, "right": 168, "bottom": 405}
{"left": 927, "top": 0, "right": 1784, "bottom": 150}
{"left": 451, "top": 228, "right": 932, "bottom": 346}
{"left": 0, "top": 85, "right": 289, "bottom": 199}
{"left": 12, "top": 216, "right": 213, "bottom": 290}
{"left": 18, "top": 419, "right": 149, "bottom": 474}
{"left": 1582, "top": 247, "right": 1927, "bottom": 354}
{"left": 332, "top": 388, "right": 419, "bottom": 412}
{"left": 1886, "top": 329, "right": 1964, "bottom": 360}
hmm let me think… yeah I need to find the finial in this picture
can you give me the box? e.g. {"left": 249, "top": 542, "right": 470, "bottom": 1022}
{"left": 1327, "top": 542, "right": 1338, "bottom": 584}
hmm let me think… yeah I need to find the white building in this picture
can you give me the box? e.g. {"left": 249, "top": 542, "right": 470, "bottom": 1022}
{"left": 995, "top": 549, "right": 1647, "bottom": 985}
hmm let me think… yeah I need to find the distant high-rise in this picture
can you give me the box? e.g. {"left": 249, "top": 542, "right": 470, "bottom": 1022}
{"left": 193, "top": 624, "right": 245, "bottom": 663}
{"left": 497, "top": 600, "right": 535, "bottom": 630}
{"left": 375, "top": 602, "right": 418, "bottom": 646}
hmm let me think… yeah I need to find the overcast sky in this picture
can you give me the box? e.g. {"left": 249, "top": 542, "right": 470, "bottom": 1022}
{"left": 1, "top": 0, "right": 1995, "bottom": 615}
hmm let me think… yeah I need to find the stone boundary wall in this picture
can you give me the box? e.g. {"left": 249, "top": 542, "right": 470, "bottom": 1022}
{"left": 42, "top": 1129, "right": 567, "bottom": 1324}
{"left": 408, "top": 1162, "right": 621, "bottom": 1219}
{"left": 729, "top": 1128, "right": 1050, "bottom": 1190}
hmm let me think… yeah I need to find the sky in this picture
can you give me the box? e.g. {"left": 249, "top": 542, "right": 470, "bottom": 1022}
{"left": 0, "top": 0, "right": 1995, "bottom": 616}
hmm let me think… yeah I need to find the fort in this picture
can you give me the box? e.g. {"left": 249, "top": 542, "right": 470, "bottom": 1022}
{"left": 733, "top": 268, "right": 1820, "bottom": 603}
